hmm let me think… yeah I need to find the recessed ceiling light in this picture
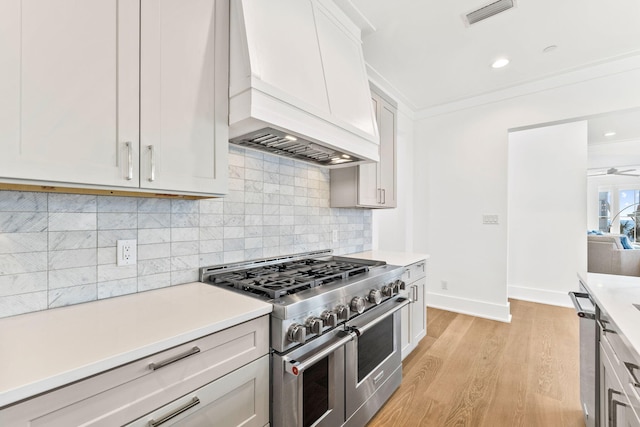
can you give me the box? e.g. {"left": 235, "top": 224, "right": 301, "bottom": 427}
{"left": 491, "top": 58, "right": 510, "bottom": 69}
{"left": 604, "top": 131, "right": 617, "bottom": 137}
{"left": 543, "top": 45, "right": 558, "bottom": 53}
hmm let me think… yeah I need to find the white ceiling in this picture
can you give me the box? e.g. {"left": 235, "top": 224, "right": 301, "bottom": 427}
{"left": 588, "top": 108, "right": 640, "bottom": 146}
{"left": 342, "top": 0, "right": 640, "bottom": 111}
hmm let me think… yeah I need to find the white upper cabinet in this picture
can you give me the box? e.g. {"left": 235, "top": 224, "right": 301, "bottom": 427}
{"left": 330, "top": 85, "right": 398, "bottom": 208}
{"left": 229, "top": 0, "right": 380, "bottom": 164}
{"left": 0, "top": 0, "right": 140, "bottom": 188}
{"left": 0, "top": 0, "right": 228, "bottom": 197}
{"left": 140, "top": 0, "right": 228, "bottom": 195}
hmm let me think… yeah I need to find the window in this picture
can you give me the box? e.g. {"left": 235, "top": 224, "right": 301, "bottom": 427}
{"left": 599, "top": 191, "right": 611, "bottom": 232}
{"left": 617, "top": 189, "right": 640, "bottom": 241}
{"left": 599, "top": 186, "right": 640, "bottom": 242}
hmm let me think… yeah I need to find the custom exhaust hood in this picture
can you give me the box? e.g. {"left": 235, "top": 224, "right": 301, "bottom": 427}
{"left": 228, "top": 0, "right": 380, "bottom": 167}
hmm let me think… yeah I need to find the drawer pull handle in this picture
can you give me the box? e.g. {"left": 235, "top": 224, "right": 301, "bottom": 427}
{"left": 149, "top": 346, "right": 200, "bottom": 371}
{"left": 149, "top": 396, "right": 200, "bottom": 426}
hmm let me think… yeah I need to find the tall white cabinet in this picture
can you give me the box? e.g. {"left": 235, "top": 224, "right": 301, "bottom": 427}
{"left": 0, "top": 0, "right": 227, "bottom": 197}
{"left": 330, "top": 84, "right": 397, "bottom": 208}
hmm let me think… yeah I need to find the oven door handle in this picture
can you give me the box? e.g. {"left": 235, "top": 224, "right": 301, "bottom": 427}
{"left": 351, "top": 298, "right": 411, "bottom": 336}
{"left": 283, "top": 331, "right": 356, "bottom": 376}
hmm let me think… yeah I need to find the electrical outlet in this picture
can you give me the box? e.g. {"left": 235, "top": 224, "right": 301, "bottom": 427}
{"left": 117, "top": 239, "right": 137, "bottom": 266}
{"left": 441, "top": 280, "right": 448, "bottom": 290}
{"left": 332, "top": 230, "right": 338, "bottom": 243}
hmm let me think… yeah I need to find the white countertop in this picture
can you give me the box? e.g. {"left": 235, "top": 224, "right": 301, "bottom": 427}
{"left": 346, "top": 250, "right": 429, "bottom": 267}
{"left": 0, "top": 282, "right": 271, "bottom": 408}
{"left": 582, "top": 273, "right": 640, "bottom": 359}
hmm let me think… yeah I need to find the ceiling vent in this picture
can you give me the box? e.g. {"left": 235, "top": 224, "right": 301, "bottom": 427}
{"left": 464, "top": 0, "right": 515, "bottom": 25}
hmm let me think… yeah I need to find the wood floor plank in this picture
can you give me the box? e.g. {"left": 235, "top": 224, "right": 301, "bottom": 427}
{"left": 438, "top": 319, "right": 509, "bottom": 426}
{"left": 426, "top": 309, "right": 458, "bottom": 339}
{"left": 479, "top": 300, "right": 535, "bottom": 427}
{"left": 367, "top": 300, "right": 584, "bottom": 427}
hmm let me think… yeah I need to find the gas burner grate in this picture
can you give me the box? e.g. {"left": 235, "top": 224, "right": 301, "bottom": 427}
{"left": 206, "top": 258, "right": 372, "bottom": 299}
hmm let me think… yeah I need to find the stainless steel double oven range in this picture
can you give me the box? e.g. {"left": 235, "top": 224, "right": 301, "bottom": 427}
{"left": 200, "top": 250, "right": 408, "bottom": 427}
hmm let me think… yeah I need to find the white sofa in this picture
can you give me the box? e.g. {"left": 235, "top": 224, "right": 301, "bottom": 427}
{"left": 587, "top": 234, "right": 640, "bottom": 276}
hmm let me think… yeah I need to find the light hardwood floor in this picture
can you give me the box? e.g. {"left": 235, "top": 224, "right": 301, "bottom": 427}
{"left": 368, "top": 299, "right": 584, "bottom": 427}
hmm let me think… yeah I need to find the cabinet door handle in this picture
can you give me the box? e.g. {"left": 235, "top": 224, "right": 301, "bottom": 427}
{"left": 413, "top": 285, "right": 419, "bottom": 302}
{"left": 148, "top": 346, "right": 200, "bottom": 371}
{"left": 377, "top": 188, "right": 382, "bottom": 204}
{"left": 149, "top": 396, "right": 200, "bottom": 426}
{"left": 125, "top": 142, "right": 133, "bottom": 181}
{"left": 382, "top": 189, "right": 386, "bottom": 204}
{"left": 148, "top": 145, "right": 156, "bottom": 182}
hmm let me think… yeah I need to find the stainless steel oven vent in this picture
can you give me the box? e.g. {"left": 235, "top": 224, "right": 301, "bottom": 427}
{"left": 229, "top": 128, "right": 362, "bottom": 167}
{"left": 464, "top": 0, "right": 515, "bottom": 25}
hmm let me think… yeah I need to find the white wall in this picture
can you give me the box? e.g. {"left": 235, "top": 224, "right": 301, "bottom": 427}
{"left": 507, "top": 122, "right": 587, "bottom": 307}
{"left": 409, "top": 59, "right": 640, "bottom": 321}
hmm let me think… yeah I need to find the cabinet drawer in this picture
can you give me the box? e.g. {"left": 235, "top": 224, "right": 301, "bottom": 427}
{"left": 126, "top": 354, "right": 269, "bottom": 427}
{"left": 401, "top": 260, "right": 427, "bottom": 283}
{"left": 1, "top": 316, "right": 268, "bottom": 426}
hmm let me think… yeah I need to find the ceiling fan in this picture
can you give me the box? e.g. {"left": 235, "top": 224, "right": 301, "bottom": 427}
{"left": 588, "top": 167, "right": 640, "bottom": 177}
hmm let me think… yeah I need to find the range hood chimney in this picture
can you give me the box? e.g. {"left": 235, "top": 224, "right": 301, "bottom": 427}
{"left": 228, "top": 0, "right": 380, "bottom": 167}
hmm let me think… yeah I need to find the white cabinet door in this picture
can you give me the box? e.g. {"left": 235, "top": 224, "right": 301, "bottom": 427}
{"left": 140, "top": 0, "right": 228, "bottom": 195}
{"left": 411, "top": 277, "right": 427, "bottom": 346}
{"left": 378, "top": 100, "right": 397, "bottom": 207}
{"left": 400, "top": 260, "right": 427, "bottom": 360}
{"left": 357, "top": 97, "right": 382, "bottom": 207}
{"left": 330, "top": 86, "right": 397, "bottom": 208}
{"left": 400, "top": 304, "right": 412, "bottom": 360}
{"left": 0, "top": 0, "right": 140, "bottom": 188}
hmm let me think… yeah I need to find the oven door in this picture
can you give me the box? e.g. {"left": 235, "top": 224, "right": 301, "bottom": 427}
{"left": 273, "top": 328, "right": 355, "bottom": 427}
{"left": 344, "top": 297, "right": 410, "bottom": 423}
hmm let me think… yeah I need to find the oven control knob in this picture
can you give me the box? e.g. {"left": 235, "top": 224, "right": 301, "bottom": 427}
{"left": 335, "top": 304, "right": 350, "bottom": 321}
{"left": 305, "top": 317, "right": 324, "bottom": 335}
{"left": 390, "top": 281, "right": 399, "bottom": 294}
{"left": 381, "top": 285, "right": 393, "bottom": 297}
{"left": 368, "top": 289, "right": 382, "bottom": 305}
{"left": 350, "top": 296, "right": 366, "bottom": 314}
{"left": 287, "top": 323, "right": 306, "bottom": 344}
{"left": 396, "top": 279, "right": 406, "bottom": 291}
{"left": 320, "top": 310, "right": 338, "bottom": 328}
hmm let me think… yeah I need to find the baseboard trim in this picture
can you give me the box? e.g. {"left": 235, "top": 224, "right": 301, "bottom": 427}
{"left": 426, "top": 292, "right": 512, "bottom": 323}
{"left": 508, "top": 285, "right": 573, "bottom": 308}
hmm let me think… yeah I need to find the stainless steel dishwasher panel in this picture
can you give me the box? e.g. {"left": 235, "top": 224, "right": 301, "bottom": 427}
{"left": 570, "top": 281, "right": 599, "bottom": 427}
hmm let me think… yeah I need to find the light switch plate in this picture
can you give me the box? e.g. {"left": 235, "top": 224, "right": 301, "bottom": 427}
{"left": 483, "top": 214, "right": 499, "bottom": 225}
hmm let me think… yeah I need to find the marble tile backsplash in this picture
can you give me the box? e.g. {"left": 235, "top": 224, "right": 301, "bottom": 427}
{"left": 0, "top": 147, "right": 372, "bottom": 318}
